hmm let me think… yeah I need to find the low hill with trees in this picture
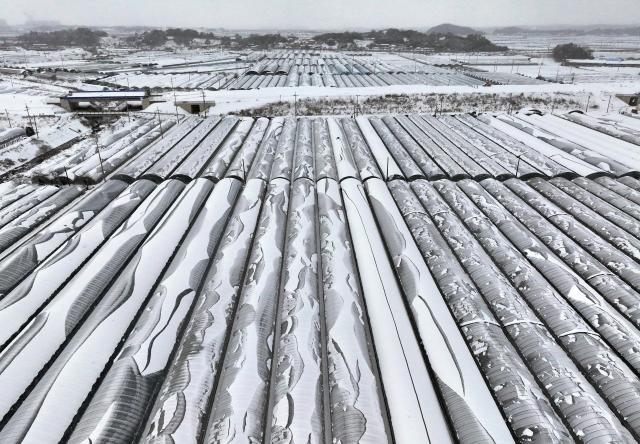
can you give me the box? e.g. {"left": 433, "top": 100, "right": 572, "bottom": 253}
{"left": 313, "top": 28, "right": 506, "bottom": 51}
{"left": 126, "top": 28, "right": 292, "bottom": 49}
{"left": 18, "top": 28, "right": 107, "bottom": 48}
{"left": 426, "top": 23, "right": 480, "bottom": 36}
{"left": 552, "top": 43, "right": 594, "bottom": 62}
{"left": 126, "top": 28, "right": 219, "bottom": 47}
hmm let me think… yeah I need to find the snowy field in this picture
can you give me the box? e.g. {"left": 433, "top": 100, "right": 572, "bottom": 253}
{"left": 489, "top": 33, "right": 640, "bottom": 56}
{"left": 0, "top": 78, "right": 69, "bottom": 119}
{"left": 0, "top": 47, "right": 93, "bottom": 69}
{"left": 3, "top": 23, "right": 640, "bottom": 444}
{"left": 0, "top": 116, "right": 88, "bottom": 176}
{"left": 148, "top": 80, "right": 638, "bottom": 116}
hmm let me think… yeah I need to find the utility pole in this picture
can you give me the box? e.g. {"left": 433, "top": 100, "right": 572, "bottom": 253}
{"left": 537, "top": 45, "right": 549, "bottom": 78}
{"left": 293, "top": 92, "right": 298, "bottom": 117}
{"left": 607, "top": 95, "right": 612, "bottom": 113}
{"left": 95, "top": 137, "right": 106, "bottom": 182}
{"left": 157, "top": 110, "right": 164, "bottom": 138}
{"left": 25, "top": 104, "right": 38, "bottom": 137}
{"left": 171, "top": 76, "right": 180, "bottom": 121}
{"left": 25, "top": 104, "right": 32, "bottom": 130}
{"left": 201, "top": 89, "right": 206, "bottom": 117}
{"left": 585, "top": 95, "right": 591, "bottom": 113}
{"left": 537, "top": 57, "right": 543, "bottom": 78}
{"left": 4, "top": 109, "right": 11, "bottom": 128}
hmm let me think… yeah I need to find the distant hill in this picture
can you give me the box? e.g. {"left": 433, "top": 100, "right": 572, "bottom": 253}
{"left": 312, "top": 28, "right": 506, "bottom": 52}
{"left": 492, "top": 25, "right": 640, "bottom": 36}
{"left": 492, "top": 26, "right": 529, "bottom": 35}
{"left": 585, "top": 26, "right": 640, "bottom": 35}
{"left": 427, "top": 23, "right": 480, "bottom": 36}
{"left": 18, "top": 27, "right": 107, "bottom": 48}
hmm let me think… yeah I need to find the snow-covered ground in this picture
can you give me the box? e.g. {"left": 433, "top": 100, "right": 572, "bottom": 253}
{"left": 0, "top": 116, "right": 88, "bottom": 176}
{"left": 4, "top": 35, "right": 640, "bottom": 444}
{"left": 0, "top": 47, "right": 92, "bottom": 69}
{"left": 145, "top": 80, "right": 640, "bottom": 115}
{"left": 474, "top": 59, "right": 640, "bottom": 84}
{"left": 489, "top": 33, "right": 640, "bottom": 56}
{"left": 0, "top": 78, "right": 69, "bottom": 120}
{"left": 0, "top": 45, "right": 638, "bottom": 174}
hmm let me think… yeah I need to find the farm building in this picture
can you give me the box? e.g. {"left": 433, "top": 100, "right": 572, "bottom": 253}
{"left": 59, "top": 90, "right": 152, "bottom": 112}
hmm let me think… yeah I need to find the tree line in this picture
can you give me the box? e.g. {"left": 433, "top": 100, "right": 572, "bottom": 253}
{"left": 312, "top": 28, "right": 508, "bottom": 52}
{"left": 16, "top": 26, "right": 508, "bottom": 52}
{"left": 17, "top": 28, "right": 107, "bottom": 47}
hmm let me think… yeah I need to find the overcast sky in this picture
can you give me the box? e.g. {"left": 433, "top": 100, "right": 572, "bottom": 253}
{"left": 2, "top": 0, "right": 640, "bottom": 29}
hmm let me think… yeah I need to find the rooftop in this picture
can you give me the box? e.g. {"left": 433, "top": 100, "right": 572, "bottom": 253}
{"left": 62, "top": 90, "right": 149, "bottom": 100}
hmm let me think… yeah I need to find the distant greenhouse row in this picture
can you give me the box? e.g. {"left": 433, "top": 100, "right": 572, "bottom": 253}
{"left": 226, "top": 70, "right": 486, "bottom": 89}
{"left": 7, "top": 110, "right": 638, "bottom": 187}
{"left": 100, "top": 72, "right": 239, "bottom": 90}
{"left": 97, "top": 50, "right": 549, "bottom": 90}
{"left": 99, "top": 67, "right": 488, "bottom": 90}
